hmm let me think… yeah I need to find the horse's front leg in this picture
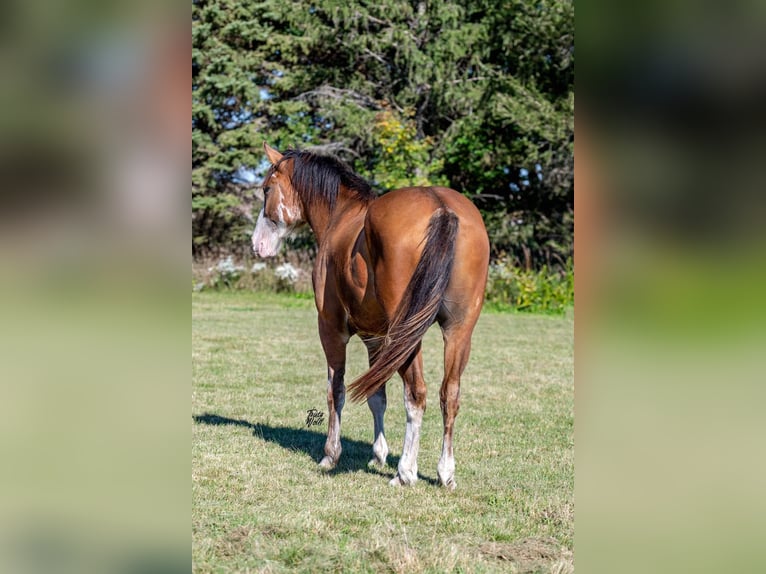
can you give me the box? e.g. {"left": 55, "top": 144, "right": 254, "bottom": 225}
{"left": 318, "top": 322, "right": 348, "bottom": 470}
{"left": 363, "top": 338, "right": 389, "bottom": 468}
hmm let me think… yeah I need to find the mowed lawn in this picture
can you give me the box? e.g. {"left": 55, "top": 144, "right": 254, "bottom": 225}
{"left": 192, "top": 291, "right": 573, "bottom": 573}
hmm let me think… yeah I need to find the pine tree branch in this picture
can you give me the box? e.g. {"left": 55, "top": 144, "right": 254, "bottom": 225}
{"left": 293, "top": 85, "right": 382, "bottom": 110}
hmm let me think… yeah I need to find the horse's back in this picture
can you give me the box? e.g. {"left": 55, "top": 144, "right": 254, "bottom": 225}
{"left": 366, "top": 186, "right": 486, "bottom": 244}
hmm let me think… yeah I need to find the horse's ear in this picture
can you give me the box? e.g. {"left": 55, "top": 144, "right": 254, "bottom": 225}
{"left": 263, "top": 142, "right": 283, "bottom": 165}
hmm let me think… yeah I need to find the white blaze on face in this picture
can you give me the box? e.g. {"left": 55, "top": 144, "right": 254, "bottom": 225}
{"left": 252, "top": 174, "right": 302, "bottom": 257}
{"left": 252, "top": 208, "right": 290, "bottom": 258}
{"left": 276, "top": 196, "right": 300, "bottom": 225}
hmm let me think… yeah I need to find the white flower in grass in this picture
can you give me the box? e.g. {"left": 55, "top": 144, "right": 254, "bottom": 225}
{"left": 251, "top": 262, "right": 267, "bottom": 273}
{"left": 216, "top": 256, "right": 244, "bottom": 276}
{"left": 275, "top": 263, "right": 299, "bottom": 283}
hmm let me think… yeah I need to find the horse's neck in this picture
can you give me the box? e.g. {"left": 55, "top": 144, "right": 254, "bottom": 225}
{"left": 312, "top": 196, "right": 376, "bottom": 323}
{"left": 305, "top": 205, "right": 331, "bottom": 244}
{"left": 306, "top": 191, "right": 372, "bottom": 247}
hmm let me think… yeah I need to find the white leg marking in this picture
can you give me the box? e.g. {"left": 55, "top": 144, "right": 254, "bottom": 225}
{"left": 320, "top": 368, "right": 345, "bottom": 470}
{"left": 367, "top": 390, "right": 388, "bottom": 467}
{"left": 390, "top": 385, "right": 423, "bottom": 486}
{"left": 437, "top": 437, "right": 456, "bottom": 490}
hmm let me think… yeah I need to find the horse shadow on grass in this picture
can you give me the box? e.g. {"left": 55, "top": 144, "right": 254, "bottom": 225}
{"left": 193, "top": 412, "right": 439, "bottom": 485}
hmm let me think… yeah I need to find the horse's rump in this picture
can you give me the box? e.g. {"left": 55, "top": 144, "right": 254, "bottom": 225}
{"left": 346, "top": 195, "right": 460, "bottom": 402}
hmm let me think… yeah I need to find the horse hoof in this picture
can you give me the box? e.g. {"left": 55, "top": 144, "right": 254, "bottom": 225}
{"left": 440, "top": 478, "right": 457, "bottom": 491}
{"left": 389, "top": 473, "right": 417, "bottom": 486}
{"left": 318, "top": 456, "right": 336, "bottom": 471}
{"left": 368, "top": 458, "right": 387, "bottom": 469}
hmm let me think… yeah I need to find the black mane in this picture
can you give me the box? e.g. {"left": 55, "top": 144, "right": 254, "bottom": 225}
{"left": 277, "top": 149, "right": 376, "bottom": 210}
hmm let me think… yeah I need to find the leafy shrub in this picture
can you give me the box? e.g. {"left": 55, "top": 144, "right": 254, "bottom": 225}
{"left": 194, "top": 255, "right": 573, "bottom": 315}
{"left": 360, "top": 109, "right": 448, "bottom": 190}
{"left": 210, "top": 256, "right": 245, "bottom": 289}
{"left": 193, "top": 257, "right": 313, "bottom": 295}
{"left": 485, "top": 258, "right": 573, "bottom": 314}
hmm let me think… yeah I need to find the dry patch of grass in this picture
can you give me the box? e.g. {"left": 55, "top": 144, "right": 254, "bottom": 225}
{"left": 480, "top": 537, "right": 574, "bottom": 573}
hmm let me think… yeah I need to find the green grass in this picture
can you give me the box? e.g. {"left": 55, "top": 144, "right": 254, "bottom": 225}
{"left": 193, "top": 291, "right": 573, "bottom": 573}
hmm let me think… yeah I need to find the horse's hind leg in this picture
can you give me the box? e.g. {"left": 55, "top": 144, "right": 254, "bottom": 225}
{"left": 437, "top": 323, "right": 475, "bottom": 489}
{"left": 390, "top": 344, "right": 426, "bottom": 486}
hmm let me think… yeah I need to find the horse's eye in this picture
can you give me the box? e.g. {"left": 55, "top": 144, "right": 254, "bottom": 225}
{"left": 262, "top": 186, "right": 271, "bottom": 197}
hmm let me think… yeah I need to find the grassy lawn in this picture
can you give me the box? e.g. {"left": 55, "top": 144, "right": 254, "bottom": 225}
{"left": 192, "top": 291, "right": 573, "bottom": 573}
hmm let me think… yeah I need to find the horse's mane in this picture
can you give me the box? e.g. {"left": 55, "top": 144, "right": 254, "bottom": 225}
{"left": 276, "top": 149, "right": 377, "bottom": 211}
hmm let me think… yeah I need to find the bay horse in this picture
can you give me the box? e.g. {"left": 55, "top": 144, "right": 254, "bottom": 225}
{"left": 252, "top": 143, "right": 489, "bottom": 488}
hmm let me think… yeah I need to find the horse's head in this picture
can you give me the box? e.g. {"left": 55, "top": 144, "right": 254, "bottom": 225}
{"left": 252, "top": 143, "right": 306, "bottom": 257}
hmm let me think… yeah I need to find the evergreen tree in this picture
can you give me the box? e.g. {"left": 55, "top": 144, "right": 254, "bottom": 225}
{"left": 192, "top": 0, "right": 574, "bottom": 266}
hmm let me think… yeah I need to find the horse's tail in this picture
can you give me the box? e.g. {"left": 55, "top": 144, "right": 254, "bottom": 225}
{"left": 347, "top": 207, "right": 459, "bottom": 403}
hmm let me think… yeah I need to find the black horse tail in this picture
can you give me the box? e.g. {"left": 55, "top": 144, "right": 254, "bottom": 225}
{"left": 347, "top": 207, "right": 459, "bottom": 403}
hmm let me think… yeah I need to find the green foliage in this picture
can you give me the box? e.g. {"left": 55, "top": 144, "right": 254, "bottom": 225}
{"left": 486, "top": 257, "right": 574, "bottom": 314}
{"left": 193, "top": 257, "right": 314, "bottom": 295}
{"left": 194, "top": 254, "right": 573, "bottom": 314}
{"left": 360, "top": 109, "right": 447, "bottom": 189}
{"left": 192, "top": 0, "right": 574, "bottom": 268}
